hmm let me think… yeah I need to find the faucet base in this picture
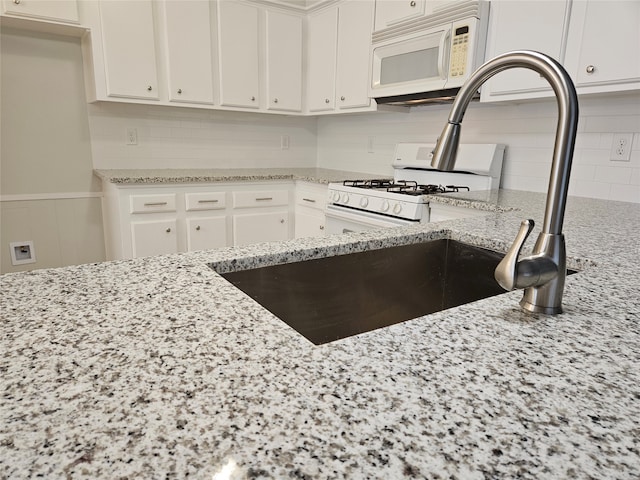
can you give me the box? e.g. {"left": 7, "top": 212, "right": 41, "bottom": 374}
{"left": 520, "top": 297, "right": 563, "bottom": 315}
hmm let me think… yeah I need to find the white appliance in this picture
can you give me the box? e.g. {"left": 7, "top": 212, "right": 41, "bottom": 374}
{"left": 371, "top": 0, "right": 490, "bottom": 105}
{"left": 325, "top": 143, "right": 504, "bottom": 234}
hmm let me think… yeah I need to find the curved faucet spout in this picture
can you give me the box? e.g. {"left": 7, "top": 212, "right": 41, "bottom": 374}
{"left": 432, "top": 50, "right": 579, "bottom": 314}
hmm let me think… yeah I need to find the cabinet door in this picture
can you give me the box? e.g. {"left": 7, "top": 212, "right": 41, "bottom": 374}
{"left": 186, "top": 216, "right": 227, "bottom": 251}
{"left": 233, "top": 212, "right": 288, "bottom": 246}
{"left": 373, "top": 0, "right": 426, "bottom": 32}
{"left": 163, "top": 0, "right": 214, "bottom": 104}
{"left": 295, "top": 211, "right": 325, "bottom": 239}
{"left": 265, "top": 10, "right": 303, "bottom": 112}
{"left": 481, "top": 0, "right": 570, "bottom": 102}
{"left": 2, "top": 0, "right": 79, "bottom": 23}
{"left": 307, "top": 7, "right": 338, "bottom": 112}
{"left": 217, "top": 1, "right": 260, "bottom": 108}
{"left": 99, "top": 0, "right": 159, "bottom": 100}
{"left": 569, "top": 1, "right": 640, "bottom": 89}
{"left": 336, "top": 1, "right": 374, "bottom": 109}
{"left": 131, "top": 219, "right": 178, "bottom": 258}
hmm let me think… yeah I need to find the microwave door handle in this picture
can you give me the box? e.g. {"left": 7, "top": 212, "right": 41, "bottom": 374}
{"left": 438, "top": 29, "right": 451, "bottom": 79}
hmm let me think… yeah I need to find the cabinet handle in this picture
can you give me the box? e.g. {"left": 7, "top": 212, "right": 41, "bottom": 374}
{"left": 177, "top": 88, "right": 182, "bottom": 94}
{"left": 325, "top": 98, "right": 330, "bottom": 103}
{"left": 410, "top": 0, "right": 416, "bottom": 6}
{"left": 144, "top": 202, "right": 168, "bottom": 206}
{"left": 302, "top": 198, "right": 316, "bottom": 203}
{"left": 196, "top": 225, "right": 201, "bottom": 231}
{"left": 255, "top": 197, "right": 273, "bottom": 201}
{"left": 147, "top": 85, "right": 153, "bottom": 91}
{"left": 165, "top": 228, "right": 171, "bottom": 233}
{"left": 586, "top": 65, "right": 595, "bottom": 74}
{"left": 197, "top": 199, "right": 219, "bottom": 204}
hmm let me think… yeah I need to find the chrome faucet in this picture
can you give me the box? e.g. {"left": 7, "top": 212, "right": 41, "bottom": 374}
{"left": 432, "top": 50, "right": 578, "bottom": 314}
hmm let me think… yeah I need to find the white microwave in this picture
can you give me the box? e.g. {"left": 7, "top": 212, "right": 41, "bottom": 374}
{"left": 370, "top": 6, "right": 489, "bottom": 104}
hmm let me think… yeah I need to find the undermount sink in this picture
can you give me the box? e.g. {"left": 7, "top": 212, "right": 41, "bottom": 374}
{"left": 219, "top": 239, "right": 518, "bottom": 345}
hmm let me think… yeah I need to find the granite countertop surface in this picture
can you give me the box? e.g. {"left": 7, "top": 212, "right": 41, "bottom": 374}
{"left": 94, "top": 167, "right": 384, "bottom": 185}
{"left": 2, "top": 188, "right": 639, "bottom": 479}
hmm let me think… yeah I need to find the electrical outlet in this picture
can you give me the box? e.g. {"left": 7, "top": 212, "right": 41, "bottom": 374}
{"left": 280, "top": 135, "right": 290, "bottom": 150}
{"left": 126, "top": 128, "right": 138, "bottom": 145}
{"left": 367, "top": 136, "right": 375, "bottom": 153}
{"left": 610, "top": 133, "right": 633, "bottom": 162}
{"left": 10, "top": 241, "right": 36, "bottom": 266}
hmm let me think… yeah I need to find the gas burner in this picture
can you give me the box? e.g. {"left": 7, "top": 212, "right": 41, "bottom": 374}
{"left": 343, "top": 179, "right": 394, "bottom": 188}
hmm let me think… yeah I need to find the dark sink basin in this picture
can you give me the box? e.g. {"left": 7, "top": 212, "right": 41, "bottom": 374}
{"left": 219, "top": 239, "right": 517, "bottom": 345}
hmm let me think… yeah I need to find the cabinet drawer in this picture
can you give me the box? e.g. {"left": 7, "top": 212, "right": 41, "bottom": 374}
{"left": 130, "top": 193, "right": 177, "bottom": 214}
{"left": 185, "top": 192, "right": 226, "bottom": 211}
{"left": 233, "top": 190, "right": 288, "bottom": 208}
{"left": 295, "top": 188, "right": 327, "bottom": 209}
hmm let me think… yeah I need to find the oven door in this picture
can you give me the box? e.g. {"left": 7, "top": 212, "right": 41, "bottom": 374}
{"left": 325, "top": 204, "right": 417, "bottom": 235}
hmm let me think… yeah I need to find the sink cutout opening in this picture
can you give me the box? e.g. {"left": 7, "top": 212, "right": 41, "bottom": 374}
{"left": 218, "top": 240, "right": 576, "bottom": 345}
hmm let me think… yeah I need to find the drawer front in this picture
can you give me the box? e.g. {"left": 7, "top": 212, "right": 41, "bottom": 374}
{"left": 130, "top": 193, "right": 177, "bottom": 214}
{"left": 185, "top": 192, "right": 226, "bottom": 211}
{"left": 232, "top": 190, "right": 289, "bottom": 208}
{"left": 295, "top": 187, "right": 327, "bottom": 209}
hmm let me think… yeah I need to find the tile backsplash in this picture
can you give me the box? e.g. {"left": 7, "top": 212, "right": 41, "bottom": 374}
{"left": 88, "top": 92, "right": 639, "bottom": 203}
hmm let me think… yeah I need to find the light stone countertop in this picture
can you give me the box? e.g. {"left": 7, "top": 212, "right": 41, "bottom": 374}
{"left": 2, "top": 185, "right": 639, "bottom": 479}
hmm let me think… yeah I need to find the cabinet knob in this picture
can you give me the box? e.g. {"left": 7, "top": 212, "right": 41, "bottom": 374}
{"left": 280, "top": 219, "right": 285, "bottom": 224}
{"left": 251, "top": 96, "right": 256, "bottom": 101}
{"left": 165, "top": 227, "right": 171, "bottom": 233}
{"left": 274, "top": 98, "right": 278, "bottom": 103}
{"left": 410, "top": 1, "right": 416, "bottom": 6}
{"left": 586, "top": 65, "right": 595, "bottom": 74}
{"left": 177, "top": 88, "right": 182, "bottom": 94}
{"left": 196, "top": 225, "right": 201, "bottom": 231}
{"left": 340, "top": 96, "right": 345, "bottom": 101}
{"left": 325, "top": 98, "right": 330, "bottom": 103}
{"left": 320, "top": 225, "right": 325, "bottom": 230}
{"left": 147, "top": 85, "right": 153, "bottom": 91}
{"left": 13, "top": 0, "right": 21, "bottom": 4}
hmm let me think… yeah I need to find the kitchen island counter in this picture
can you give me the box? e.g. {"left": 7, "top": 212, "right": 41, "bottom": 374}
{"left": 2, "top": 190, "right": 639, "bottom": 479}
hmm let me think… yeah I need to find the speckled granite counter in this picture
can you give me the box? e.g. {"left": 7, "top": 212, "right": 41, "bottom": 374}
{"left": 95, "top": 167, "right": 383, "bottom": 185}
{"left": 2, "top": 190, "right": 639, "bottom": 479}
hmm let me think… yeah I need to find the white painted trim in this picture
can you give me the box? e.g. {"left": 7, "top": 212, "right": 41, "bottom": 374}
{"left": 0, "top": 192, "right": 103, "bottom": 202}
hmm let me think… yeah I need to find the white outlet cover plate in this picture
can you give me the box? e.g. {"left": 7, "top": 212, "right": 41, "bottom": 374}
{"left": 10, "top": 241, "right": 36, "bottom": 266}
{"left": 610, "top": 133, "right": 633, "bottom": 161}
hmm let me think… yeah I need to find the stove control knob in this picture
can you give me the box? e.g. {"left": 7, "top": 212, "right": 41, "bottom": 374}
{"left": 393, "top": 203, "right": 403, "bottom": 215}
{"left": 332, "top": 191, "right": 341, "bottom": 202}
{"left": 381, "top": 200, "right": 390, "bottom": 212}
{"left": 360, "top": 197, "right": 369, "bottom": 208}
{"left": 341, "top": 193, "right": 350, "bottom": 204}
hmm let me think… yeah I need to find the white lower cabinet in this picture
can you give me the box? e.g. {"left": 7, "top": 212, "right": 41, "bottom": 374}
{"left": 131, "top": 218, "right": 178, "bottom": 258}
{"left": 186, "top": 216, "right": 227, "bottom": 251}
{"left": 101, "top": 181, "right": 297, "bottom": 260}
{"left": 233, "top": 212, "right": 288, "bottom": 246}
{"left": 294, "top": 181, "right": 327, "bottom": 238}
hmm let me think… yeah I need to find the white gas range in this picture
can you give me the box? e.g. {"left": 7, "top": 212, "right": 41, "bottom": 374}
{"left": 325, "top": 143, "right": 505, "bottom": 234}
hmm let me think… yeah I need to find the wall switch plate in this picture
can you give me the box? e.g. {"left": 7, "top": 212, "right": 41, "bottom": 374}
{"left": 610, "top": 133, "right": 633, "bottom": 161}
{"left": 280, "top": 135, "right": 290, "bottom": 150}
{"left": 126, "top": 128, "right": 138, "bottom": 145}
{"left": 10, "top": 241, "right": 36, "bottom": 266}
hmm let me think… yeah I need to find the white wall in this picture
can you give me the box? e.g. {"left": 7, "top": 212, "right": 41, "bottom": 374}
{"left": 316, "top": 93, "right": 640, "bottom": 203}
{"left": 88, "top": 103, "right": 318, "bottom": 170}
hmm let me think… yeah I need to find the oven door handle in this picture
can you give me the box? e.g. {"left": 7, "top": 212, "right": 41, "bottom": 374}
{"left": 438, "top": 28, "right": 451, "bottom": 79}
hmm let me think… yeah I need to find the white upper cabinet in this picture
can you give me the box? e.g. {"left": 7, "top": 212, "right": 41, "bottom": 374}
{"left": 307, "top": 0, "right": 375, "bottom": 114}
{"left": 2, "top": 0, "right": 79, "bottom": 24}
{"left": 336, "top": 0, "right": 374, "bottom": 109}
{"left": 373, "top": 0, "right": 427, "bottom": 32}
{"left": 565, "top": 0, "right": 640, "bottom": 92}
{"left": 265, "top": 10, "right": 303, "bottom": 112}
{"left": 98, "top": 0, "right": 159, "bottom": 100}
{"left": 161, "top": 0, "right": 214, "bottom": 105}
{"left": 481, "top": 0, "right": 570, "bottom": 101}
{"left": 217, "top": 1, "right": 260, "bottom": 109}
{"left": 482, "top": 0, "right": 640, "bottom": 103}
{"left": 307, "top": 7, "right": 338, "bottom": 112}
